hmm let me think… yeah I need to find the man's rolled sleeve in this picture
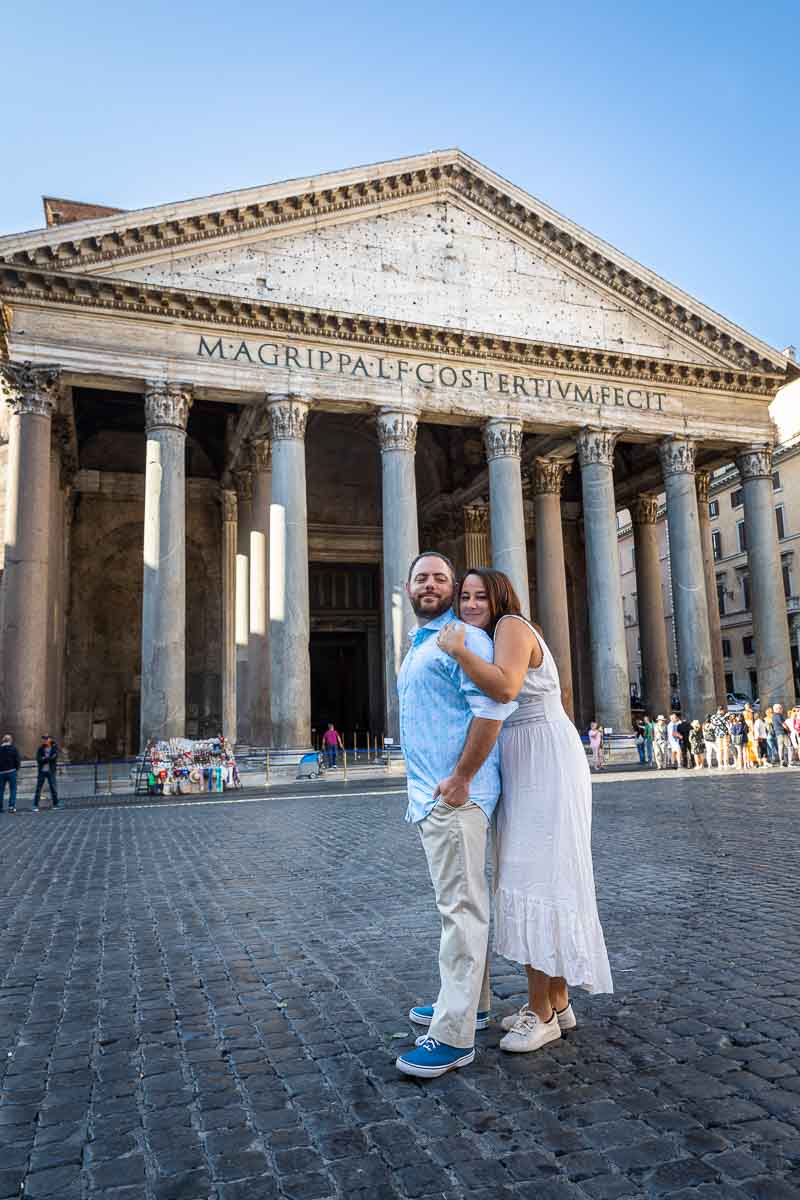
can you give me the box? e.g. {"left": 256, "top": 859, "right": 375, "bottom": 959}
{"left": 456, "top": 627, "right": 518, "bottom": 722}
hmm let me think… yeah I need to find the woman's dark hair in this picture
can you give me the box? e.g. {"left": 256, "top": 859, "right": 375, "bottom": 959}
{"left": 455, "top": 567, "right": 522, "bottom": 636}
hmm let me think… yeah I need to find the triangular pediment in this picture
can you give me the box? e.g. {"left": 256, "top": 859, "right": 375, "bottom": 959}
{"left": 0, "top": 149, "right": 791, "bottom": 376}
{"left": 91, "top": 201, "right": 717, "bottom": 366}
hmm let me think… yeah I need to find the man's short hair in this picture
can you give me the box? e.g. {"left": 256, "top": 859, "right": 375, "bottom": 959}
{"left": 1, "top": 734, "right": 11, "bottom": 745}
{"left": 407, "top": 550, "right": 456, "bottom": 583}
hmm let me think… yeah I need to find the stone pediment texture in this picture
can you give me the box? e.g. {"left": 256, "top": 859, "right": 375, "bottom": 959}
{"left": 0, "top": 150, "right": 790, "bottom": 377}
{"left": 106, "top": 203, "right": 719, "bottom": 367}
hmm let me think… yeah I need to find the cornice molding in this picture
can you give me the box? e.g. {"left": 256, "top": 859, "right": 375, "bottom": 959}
{"left": 0, "top": 157, "right": 788, "bottom": 376}
{"left": 0, "top": 263, "right": 783, "bottom": 396}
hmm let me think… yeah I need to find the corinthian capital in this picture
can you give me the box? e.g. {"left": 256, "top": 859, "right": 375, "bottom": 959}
{"left": 144, "top": 381, "right": 193, "bottom": 432}
{"left": 463, "top": 500, "right": 489, "bottom": 534}
{"left": 659, "top": 436, "right": 695, "bottom": 477}
{"left": 576, "top": 427, "right": 617, "bottom": 468}
{"left": 532, "top": 457, "right": 572, "bottom": 496}
{"left": 235, "top": 468, "right": 252, "bottom": 503}
{"left": 267, "top": 394, "right": 309, "bottom": 442}
{"left": 221, "top": 489, "right": 238, "bottom": 523}
{"left": 251, "top": 436, "right": 271, "bottom": 472}
{"left": 376, "top": 409, "right": 418, "bottom": 453}
{"left": 0, "top": 361, "right": 60, "bottom": 418}
{"left": 735, "top": 444, "right": 773, "bottom": 481}
{"left": 630, "top": 494, "right": 660, "bottom": 526}
{"left": 695, "top": 470, "right": 711, "bottom": 505}
{"left": 483, "top": 418, "right": 523, "bottom": 461}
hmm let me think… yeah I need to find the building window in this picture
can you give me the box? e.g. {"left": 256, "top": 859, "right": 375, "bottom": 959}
{"left": 737, "top": 520, "right": 747, "bottom": 553}
{"left": 731, "top": 488, "right": 744, "bottom": 509}
{"left": 743, "top": 636, "right": 755, "bottom": 656}
{"left": 776, "top": 505, "right": 786, "bottom": 540}
{"left": 712, "top": 529, "right": 722, "bottom": 560}
{"left": 722, "top": 638, "right": 732, "bottom": 659}
{"left": 717, "top": 578, "right": 726, "bottom": 616}
{"left": 742, "top": 574, "right": 751, "bottom": 610}
{"left": 783, "top": 560, "right": 792, "bottom": 599}
{"left": 725, "top": 671, "right": 734, "bottom": 694}
{"left": 709, "top": 499, "right": 720, "bottom": 518}
{"left": 773, "top": 470, "right": 782, "bottom": 492}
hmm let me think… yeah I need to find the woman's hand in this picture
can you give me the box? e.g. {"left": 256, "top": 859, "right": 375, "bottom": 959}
{"left": 437, "top": 621, "right": 467, "bottom": 658}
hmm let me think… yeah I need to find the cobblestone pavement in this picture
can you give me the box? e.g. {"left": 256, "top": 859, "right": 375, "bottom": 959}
{"left": 2, "top": 771, "right": 800, "bottom": 1200}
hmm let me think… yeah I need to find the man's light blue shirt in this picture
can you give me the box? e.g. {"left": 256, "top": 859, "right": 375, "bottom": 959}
{"left": 397, "top": 608, "right": 518, "bottom": 824}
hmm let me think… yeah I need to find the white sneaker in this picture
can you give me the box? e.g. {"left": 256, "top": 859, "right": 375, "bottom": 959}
{"left": 500, "top": 1009, "right": 562, "bottom": 1053}
{"left": 501, "top": 1003, "right": 576, "bottom": 1032}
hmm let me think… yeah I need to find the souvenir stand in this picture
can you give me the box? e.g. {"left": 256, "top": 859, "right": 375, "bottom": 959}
{"left": 139, "top": 735, "right": 241, "bottom": 796}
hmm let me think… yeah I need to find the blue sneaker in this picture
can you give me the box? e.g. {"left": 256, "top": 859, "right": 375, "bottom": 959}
{"left": 409, "top": 1004, "right": 490, "bottom": 1031}
{"left": 396, "top": 1037, "right": 475, "bottom": 1078}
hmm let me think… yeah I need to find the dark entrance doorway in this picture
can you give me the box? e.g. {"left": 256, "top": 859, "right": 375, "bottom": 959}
{"left": 310, "top": 631, "right": 370, "bottom": 744}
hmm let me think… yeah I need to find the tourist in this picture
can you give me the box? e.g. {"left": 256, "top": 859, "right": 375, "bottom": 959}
{"left": 709, "top": 706, "right": 730, "bottom": 769}
{"left": 395, "top": 552, "right": 516, "bottom": 1079}
{"left": 772, "top": 704, "right": 790, "bottom": 767}
{"left": 437, "top": 567, "right": 612, "bottom": 1054}
{"left": 321, "top": 722, "right": 344, "bottom": 768}
{"left": 32, "top": 735, "right": 59, "bottom": 811}
{"left": 588, "top": 721, "right": 603, "bottom": 771}
{"left": 764, "top": 706, "right": 778, "bottom": 763}
{"left": 788, "top": 707, "right": 800, "bottom": 765}
{"left": 653, "top": 715, "right": 669, "bottom": 769}
{"left": 667, "top": 712, "right": 682, "bottom": 769}
{"left": 0, "top": 734, "right": 21, "bottom": 813}
{"left": 642, "top": 714, "right": 655, "bottom": 765}
{"left": 689, "top": 720, "right": 705, "bottom": 768}
{"left": 635, "top": 720, "right": 646, "bottom": 764}
{"left": 677, "top": 714, "right": 693, "bottom": 769}
{"left": 754, "top": 711, "right": 770, "bottom": 766}
{"left": 702, "top": 715, "right": 717, "bottom": 767}
{"left": 730, "top": 713, "right": 747, "bottom": 770}
{"left": 743, "top": 707, "right": 759, "bottom": 768}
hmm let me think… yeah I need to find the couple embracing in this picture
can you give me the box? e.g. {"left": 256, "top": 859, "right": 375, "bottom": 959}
{"left": 395, "top": 551, "right": 613, "bottom": 1079}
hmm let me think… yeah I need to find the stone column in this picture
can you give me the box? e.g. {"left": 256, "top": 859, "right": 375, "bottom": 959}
{"left": 576, "top": 428, "right": 631, "bottom": 732}
{"left": 631, "top": 495, "right": 671, "bottom": 717}
{"left": 248, "top": 438, "right": 271, "bottom": 745}
{"left": 483, "top": 417, "right": 530, "bottom": 617}
{"left": 696, "top": 471, "right": 727, "bottom": 705}
{"left": 463, "top": 500, "right": 490, "bottom": 567}
{"left": 659, "top": 437, "right": 716, "bottom": 719}
{"left": 235, "top": 470, "right": 252, "bottom": 743}
{"left": 736, "top": 445, "right": 794, "bottom": 706}
{"left": 221, "top": 489, "right": 237, "bottom": 743}
{"left": 0, "top": 362, "right": 59, "bottom": 756}
{"left": 377, "top": 409, "right": 420, "bottom": 741}
{"left": 532, "top": 457, "right": 574, "bottom": 718}
{"left": 268, "top": 395, "right": 311, "bottom": 748}
{"left": 140, "top": 381, "right": 192, "bottom": 746}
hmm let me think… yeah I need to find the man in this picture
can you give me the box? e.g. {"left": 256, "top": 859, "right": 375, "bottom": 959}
{"left": 772, "top": 704, "right": 790, "bottom": 767}
{"left": 0, "top": 734, "right": 21, "bottom": 813}
{"left": 710, "top": 706, "right": 730, "bottom": 769}
{"left": 33, "top": 735, "right": 59, "bottom": 810}
{"left": 677, "top": 714, "right": 693, "bottom": 769}
{"left": 667, "top": 712, "right": 682, "bottom": 770}
{"left": 652, "top": 716, "right": 668, "bottom": 770}
{"left": 642, "top": 715, "right": 654, "bottom": 766}
{"left": 394, "top": 552, "right": 516, "bottom": 1079}
{"left": 321, "top": 723, "right": 344, "bottom": 768}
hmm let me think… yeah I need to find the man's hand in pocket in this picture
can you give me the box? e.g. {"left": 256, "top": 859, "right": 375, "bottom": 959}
{"left": 433, "top": 775, "right": 469, "bottom": 808}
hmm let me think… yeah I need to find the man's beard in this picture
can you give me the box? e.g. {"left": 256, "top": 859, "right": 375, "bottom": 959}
{"left": 409, "top": 590, "right": 453, "bottom": 619}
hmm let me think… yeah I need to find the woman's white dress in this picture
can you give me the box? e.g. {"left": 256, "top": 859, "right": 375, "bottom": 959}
{"left": 494, "top": 615, "right": 613, "bottom": 994}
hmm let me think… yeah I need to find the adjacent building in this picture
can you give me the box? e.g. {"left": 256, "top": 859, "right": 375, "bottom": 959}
{"left": 0, "top": 150, "right": 796, "bottom": 757}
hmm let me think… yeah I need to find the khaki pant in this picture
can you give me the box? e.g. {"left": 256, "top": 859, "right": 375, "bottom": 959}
{"left": 418, "top": 800, "right": 491, "bottom": 1049}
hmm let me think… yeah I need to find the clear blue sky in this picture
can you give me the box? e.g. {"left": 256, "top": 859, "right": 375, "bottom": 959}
{"left": 3, "top": 0, "right": 797, "bottom": 351}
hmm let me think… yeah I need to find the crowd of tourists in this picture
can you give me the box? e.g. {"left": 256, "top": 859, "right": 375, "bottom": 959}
{"left": 629, "top": 705, "right": 800, "bottom": 771}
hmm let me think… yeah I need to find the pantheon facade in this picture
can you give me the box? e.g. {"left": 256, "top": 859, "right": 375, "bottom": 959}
{"left": 0, "top": 151, "right": 796, "bottom": 758}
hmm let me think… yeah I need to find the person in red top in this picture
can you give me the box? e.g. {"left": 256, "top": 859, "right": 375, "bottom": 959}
{"left": 322, "top": 723, "right": 344, "bottom": 768}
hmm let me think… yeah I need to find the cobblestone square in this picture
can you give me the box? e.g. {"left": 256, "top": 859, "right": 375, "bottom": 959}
{"left": 1, "top": 770, "right": 800, "bottom": 1199}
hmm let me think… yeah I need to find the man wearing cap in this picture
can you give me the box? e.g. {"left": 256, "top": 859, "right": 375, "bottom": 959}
{"left": 33, "top": 735, "right": 60, "bottom": 811}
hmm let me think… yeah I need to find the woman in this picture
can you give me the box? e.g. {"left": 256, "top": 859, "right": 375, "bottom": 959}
{"left": 437, "top": 568, "right": 613, "bottom": 1054}
{"left": 689, "top": 720, "right": 705, "bottom": 768}
{"left": 765, "top": 706, "right": 778, "bottom": 764}
{"left": 754, "top": 711, "right": 770, "bottom": 766}
{"left": 730, "top": 713, "right": 747, "bottom": 770}
{"left": 635, "top": 720, "right": 646, "bottom": 764}
{"left": 588, "top": 721, "right": 604, "bottom": 771}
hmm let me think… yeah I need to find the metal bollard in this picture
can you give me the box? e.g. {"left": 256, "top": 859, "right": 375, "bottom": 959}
{"left": 265, "top": 751, "right": 271, "bottom": 786}
{"left": 107, "top": 762, "right": 113, "bottom": 795}
{"left": 343, "top": 750, "right": 348, "bottom": 782}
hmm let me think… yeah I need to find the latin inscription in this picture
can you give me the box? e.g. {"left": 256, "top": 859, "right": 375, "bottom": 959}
{"left": 197, "top": 335, "right": 667, "bottom": 412}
